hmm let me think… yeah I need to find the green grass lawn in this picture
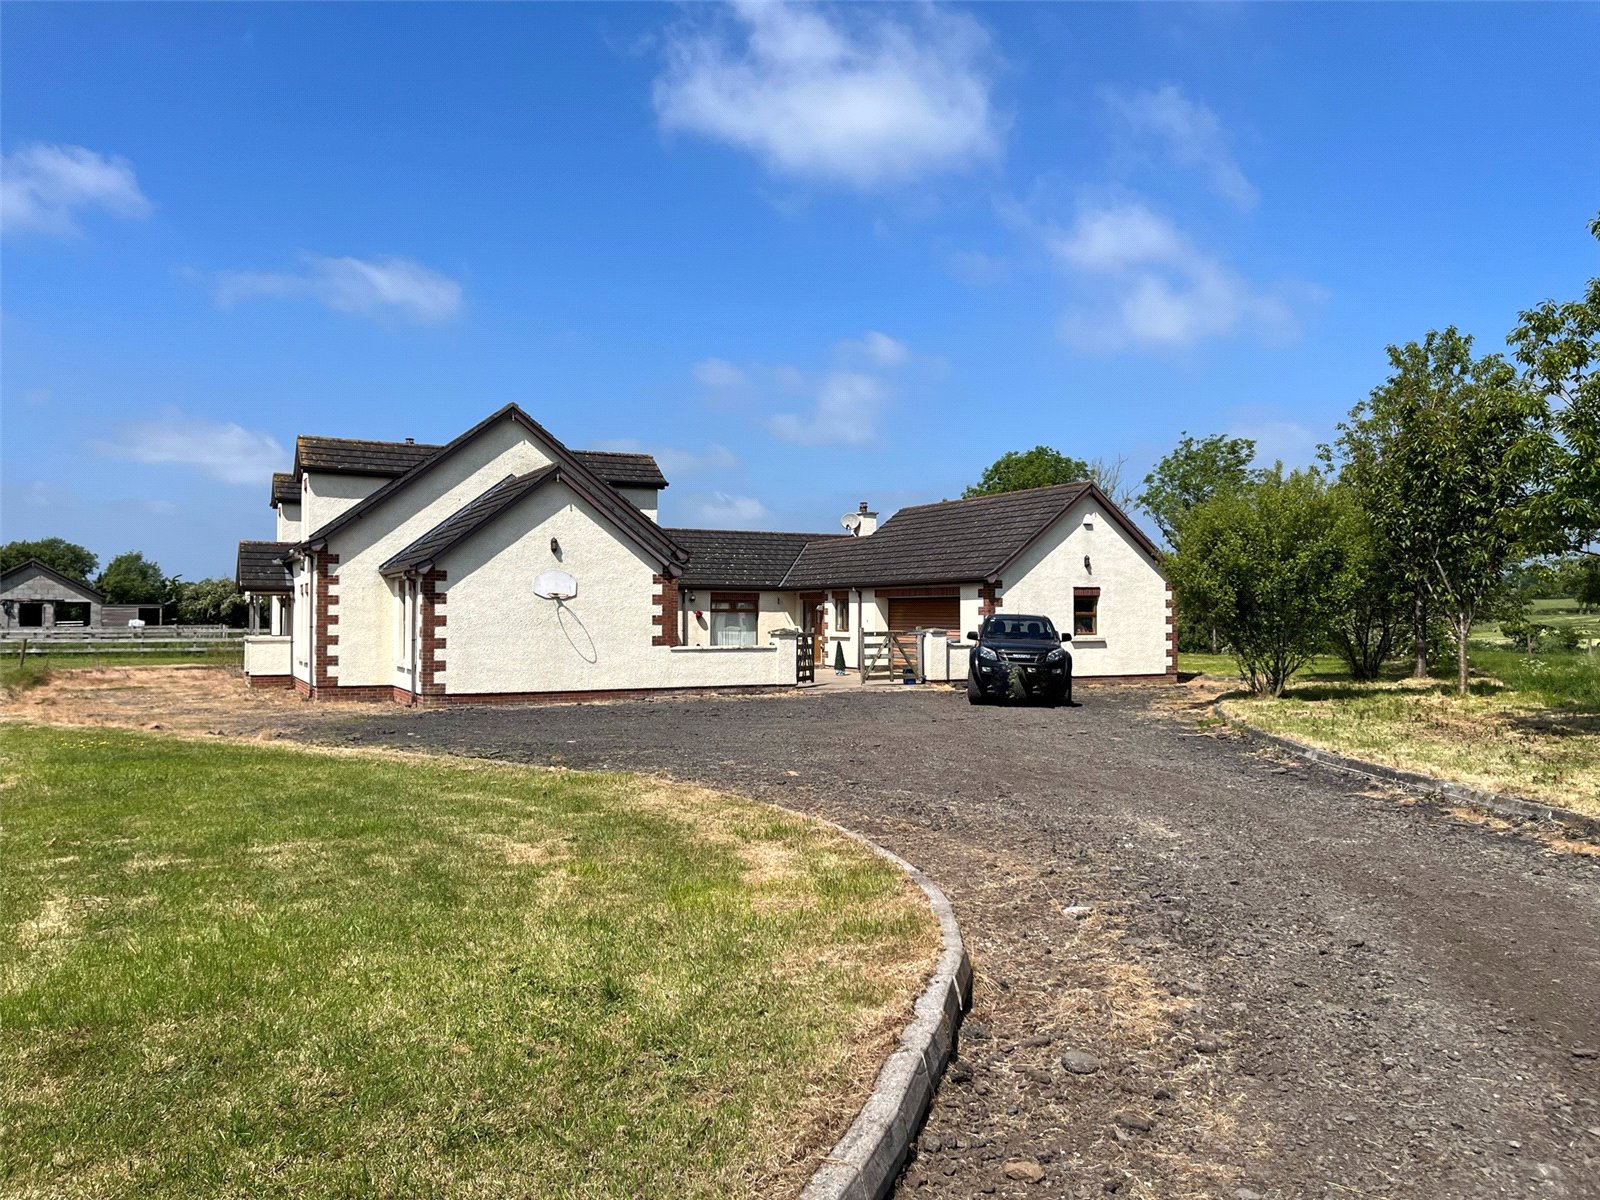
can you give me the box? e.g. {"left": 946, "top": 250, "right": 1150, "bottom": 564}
{"left": 0, "top": 647, "right": 245, "bottom": 693}
{"left": 0, "top": 726, "right": 934, "bottom": 1199}
{"left": 1184, "top": 642, "right": 1600, "bottom": 816}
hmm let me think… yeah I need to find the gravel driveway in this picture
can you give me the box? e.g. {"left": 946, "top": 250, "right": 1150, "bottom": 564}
{"left": 304, "top": 684, "right": 1600, "bottom": 1199}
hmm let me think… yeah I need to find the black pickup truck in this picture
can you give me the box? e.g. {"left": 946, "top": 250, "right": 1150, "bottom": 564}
{"left": 965, "top": 614, "right": 1073, "bottom": 706}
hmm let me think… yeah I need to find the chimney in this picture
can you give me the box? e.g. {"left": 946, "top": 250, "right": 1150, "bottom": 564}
{"left": 404, "top": 437, "right": 415, "bottom": 444}
{"left": 855, "top": 500, "right": 878, "bottom": 537}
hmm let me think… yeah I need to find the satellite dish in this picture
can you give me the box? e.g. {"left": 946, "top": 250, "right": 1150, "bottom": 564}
{"left": 840, "top": 512, "right": 863, "bottom": 533}
{"left": 533, "top": 569, "right": 577, "bottom": 600}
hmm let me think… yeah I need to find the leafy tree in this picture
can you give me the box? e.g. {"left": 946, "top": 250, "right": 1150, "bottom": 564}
{"left": 0, "top": 538, "right": 98, "bottom": 583}
{"left": 176, "top": 577, "right": 252, "bottom": 626}
{"left": 1166, "top": 468, "right": 1356, "bottom": 696}
{"left": 1335, "top": 328, "right": 1552, "bottom": 695}
{"left": 1578, "top": 559, "right": 1600, "bottom": 611}
{"left": 1508, "top": 212, "right": 1600, "bottom": 555}
{"left": 964, "top": 446, "right": 1091, "bottom": 498}
{"left": 96, "top": 551, "right": 168, "bottom": 604}
{"left": 1327, "top": 488, "right": 1411, "bottom": 681}
{"left": 1137, "top": 433, "right": 1259, "bottom": 551}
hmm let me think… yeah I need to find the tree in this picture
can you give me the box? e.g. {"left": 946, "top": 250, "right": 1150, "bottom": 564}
{"left": 176, "top": 577, "right": 252, "bottom": 626}
{"left": 1335, "top": 328, "right": 1552, "bottom": 695}
{"left": 1166, "top": 468, "right": 1356, "bottom": 697}
{"left": 96, "top": 551, "right": 168, "bottom": 604}
{"left": 964, "top": 446, "right": 1091, "bottom": 498}
{"left": 1087, "top": 456, "right": 1135, "bottom": 509}
{"left": 1508, "top": 211, "right": 1600, "bottom": 555}
{"left": 0, "top": 538, "right": 98, "bottom": 583}
{"left": 1137, "top": 433, "right": 1259, "bottom": 550}
{"left": 1328, "top": 488, "right": 1411, "bottom": 681}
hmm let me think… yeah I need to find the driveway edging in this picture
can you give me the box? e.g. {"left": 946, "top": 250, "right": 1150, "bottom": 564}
{"left": 801, "top": 823, "right": 973, "bottom": 1200}
{"left": 1214, "top": 701, "right": 1600, "bottom": 839}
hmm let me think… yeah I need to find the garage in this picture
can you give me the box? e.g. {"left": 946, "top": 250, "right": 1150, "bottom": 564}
{"left": 886, "top": 592, "right": 960, "bottom": 633}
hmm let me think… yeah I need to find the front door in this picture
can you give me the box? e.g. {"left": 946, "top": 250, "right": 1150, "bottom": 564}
{"left": 800, "top": 592, "right": 828, "bottom": 663}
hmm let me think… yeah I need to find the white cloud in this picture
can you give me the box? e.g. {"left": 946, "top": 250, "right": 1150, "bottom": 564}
{"left": 839, "top": 330, "right": 909, "bottom": 367}
{"left": 92, "top": 409, "right": 287, "bottom": 486}
{"left": 690, "top": 491, "right": 769, "bottom": 526}
{"left": 1049, "top": 200, "right": 1299, "bottom": 351}
{"left": 1105, "top": 85, "right": 1256, "bottom": 209}
{"left": 653, "top": 0, "right": 1001, "bottom": 189}
{"left": 211, "top": 254, "right": 463, "bottom": 323}
{"left": 1227, "top": 412, "right": 1321, "bottom": 469}
{"left": 693, "top": 357, "right": 746, "bottom": 389}
{"left": 590, "top": 438, "right": 739, "bottom": 478}
{"left": 22, "top": 388, "right": 51, "bottom": 408}
{"left": 1, "top": 143, "right": 152, "bottom": 236}
{"left": 769, "top": 370, "right": 886, "bottom": 445}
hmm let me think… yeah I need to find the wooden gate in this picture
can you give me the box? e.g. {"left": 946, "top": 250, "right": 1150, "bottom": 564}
{"left": 796, "top": 633, "right": 816, "bottom": 683}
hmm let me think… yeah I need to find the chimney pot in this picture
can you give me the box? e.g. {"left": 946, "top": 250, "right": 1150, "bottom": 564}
{"left": 405, "top": 437, "right": 415, "bottom": 444}
{"left": 858, "top": 501, "right": 869, "bottom": 514}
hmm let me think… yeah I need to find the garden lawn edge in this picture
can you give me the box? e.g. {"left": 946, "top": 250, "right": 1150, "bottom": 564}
{"left": 799, "top": 823, "right": 973, "bottom": 1200}
{"left": 1214, "top": 700, "right": 1600, "bottom": 840}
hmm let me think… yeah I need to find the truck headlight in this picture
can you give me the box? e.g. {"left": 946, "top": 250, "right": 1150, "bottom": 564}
{"left": 1046, "top": 648, "right": 1067, "bottom": 663}
{"left": 977, "top": 645, "right": 998, "bottom": 661}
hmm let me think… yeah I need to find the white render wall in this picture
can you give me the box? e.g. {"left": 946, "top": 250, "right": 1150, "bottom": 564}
{"left": 437, "top": 482, "right": 792, "bottom": 694}
{"left": 276, "top": 502, "right": 302, "bottom": 542}
{"left": 999, "top": 498, "right": 1169, "bottom": 677}
{"left": 243, "top": 635, "right": 291, "bottom": 677}
{"left": 291, "top": 558, "right": 313, "bottom": 684}
{"left": 617, "top": 487, "right": 659, "bottom": 522}
{"left": 324, "top": 419, "right": 559, "bottom": 687}
{"left": 301, "top": 473, "right": 387, "bottom": 538}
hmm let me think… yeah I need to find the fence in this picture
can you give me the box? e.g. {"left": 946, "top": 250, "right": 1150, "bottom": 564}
{"left": 0, "top": 625, "right": 250, "bottom": 643}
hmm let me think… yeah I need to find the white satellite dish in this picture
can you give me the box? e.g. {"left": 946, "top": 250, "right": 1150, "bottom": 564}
{"left": 840, "top": 512, "right": 862, "bottom": 534}
{"left": 533, "top": 569, "right": 578, "bottom": 600}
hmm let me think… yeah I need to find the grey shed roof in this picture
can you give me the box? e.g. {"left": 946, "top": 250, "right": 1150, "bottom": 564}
{"left": 666, "top": 529, "right": 844, "bottom": 590}
{"left": 379, "top": 468, "right": 555, "bottom": 575}
{"left": 0, "top": 558, "right": 105, "bottom": 601}
{"left": 290, "top": 435, "right": 667, "bottom": 490}
{"left": 235, "top": 541, "right": 295, "bottom": 592}
{"left": 781, "top": 483, "right": 1097, "bottom": 588}
{"left": 270, "top": 473, "right": 298, "bottom": 507}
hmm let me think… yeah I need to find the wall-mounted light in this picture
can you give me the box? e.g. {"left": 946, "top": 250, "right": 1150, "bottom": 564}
{"left": 1083, "top": 554, "right": 1092, "bottom": 573}
{"left": 550, "top": 537, "right": 561, "bottom": 554}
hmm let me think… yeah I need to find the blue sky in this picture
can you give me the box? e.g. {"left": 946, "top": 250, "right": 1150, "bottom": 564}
{"left": 3, "top": 2, "right": 1597, "bottom": 581}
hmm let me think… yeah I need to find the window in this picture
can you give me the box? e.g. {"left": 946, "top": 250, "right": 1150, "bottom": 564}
{"left": 710, "top": 593, "right": 758, "bottom": 647}
{"left": 833, "top": 591, "right": 850, "bottom": 632}
{"left": 1073, "top": 589, "right": 1099, "bottom": 638}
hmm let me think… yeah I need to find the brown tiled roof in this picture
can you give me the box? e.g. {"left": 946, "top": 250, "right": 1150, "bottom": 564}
{"left": 303, "top": 407, "right": 686, "bottom": 574}
{"left": 235, "top": 541, "right": 295, "bottom": 592}
{"left": 295, "top": 436, "right": 440, "bottom": 477}
{"left": 379, "top": 468, "right": 556, "bottom": 575}
{"left": 290, "top": 435, "right": 666, "bottom": 490}
{"left": 781, "top": 483, "right": 1098, "bottom": 588}
{"left": 667, "top": 528, "right": 844, "bottom": 590}
{"left": 572, "top": 451, "right": 669, "bottom": 490}
{"left": 270, "top": 473, "right": 298, "bottom": 507}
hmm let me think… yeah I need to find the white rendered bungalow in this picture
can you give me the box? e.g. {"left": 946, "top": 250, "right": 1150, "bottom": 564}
{"left": 238, "top": 404, "right": 1173, "bottom": 705}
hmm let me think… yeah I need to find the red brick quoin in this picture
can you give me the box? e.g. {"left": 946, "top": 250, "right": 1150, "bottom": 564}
{"left": 420, "top": 570, "right": 448, "bottom": 698}
{"left": 978, "top": 580, "right": 1003, "bottom": 619}
{"left": 1164, "top": 582, "right": 1178, "bottom": 678}
{"left": 652, "top": 574, "right": 680, "bottom": 647}
{"left": 313, "top": 551, "right": 340, "bottom": 694}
